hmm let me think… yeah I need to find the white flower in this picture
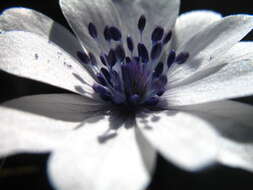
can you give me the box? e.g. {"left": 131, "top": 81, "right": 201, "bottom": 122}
{"left": 0, "top": 0, "right": 253, "bottom": 189}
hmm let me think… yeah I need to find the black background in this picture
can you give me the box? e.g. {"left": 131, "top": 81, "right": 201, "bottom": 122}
{"left": 0, "top": 0, "right": 253, "bottom": 190}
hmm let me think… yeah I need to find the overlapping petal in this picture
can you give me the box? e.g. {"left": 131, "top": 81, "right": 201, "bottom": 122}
{"left": 60, "top": 0, "right": 121, "bottom": 54}
{"left": 165, "top": 42, "right": 253, "bottom": 106}
{"left": 175, "top": 100, "right": 253, "bottom": 127}
{"left": 0, "top": 106, "right": 76, "bottom": 157}
{"left": 3, "top": 94, "right": 107, "bottom": 122}
{"left": 136, "top": 110, "right": 218, "bottom": 171}
{"left": 112, "top": 0, "right": 180, "bottom": 49}
{"left": 0, "top": 31, "right": 97, "bottom": 99}
{"left": 173, "top": 10, "right": 222, "bottom": 50}
{"left": 169, "top": 15, "right": 253, "bottom": 83}
{"left": 0, "top": 7, "right": 83, "bottom": 60}
{"left": 48, "top": 114, "right": 156, "bottom": 190}
{"left": 178, "top": 101, "right": 253, "bottom": 172}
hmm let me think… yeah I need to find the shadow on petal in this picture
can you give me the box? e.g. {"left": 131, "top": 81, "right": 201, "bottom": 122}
{"left": 191, "top": 112, "right": 253, "bottom": 143}
{"left": 2, "top": 94, "right": 107, "bottom": 122}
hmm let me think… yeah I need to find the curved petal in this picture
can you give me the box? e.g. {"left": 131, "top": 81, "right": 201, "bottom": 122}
{"left": 0, "top": 31, "right": 97, "bottom": 99}
{"left": 136, "top": 110, "right": 218, "bottom": 171}
{"left": 48, "top": 115, "right": 156, "bottom": 190}
{"left": 0, "top": 7, "right": 83, "bottom": 60}
{"left": 112, "top": 0, "right": 180, "bottom": 49}
{"left": 165, "top": 42, "right": 253, "bottom": 106}
{"left": 173, "top": 10, "right": 222, "bottom": 50}
{"left": 173, "top": 100, "right": 253, "bottom": 128}
{"left": 169, "top": 14, "right": 253, "bottom": 83}
{"left": 60, "top": 0, "right": 121, "bottom": 54}
{"left": 183, "top": 106, "right": 253, "bottom": 172}
{"left": 3, "top": 94, "right": 107, "bottom": 122}
{"left": 0, "top": 106, "right": 76, "bottom": 157}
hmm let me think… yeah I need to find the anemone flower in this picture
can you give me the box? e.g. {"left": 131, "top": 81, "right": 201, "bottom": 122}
{"left": 1, "top": 0, "right": 253, "bottom": 189}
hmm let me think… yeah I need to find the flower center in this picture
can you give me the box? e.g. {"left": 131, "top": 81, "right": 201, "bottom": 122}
{"left": 77, "top": 15, "right": 189, "bottom": 109}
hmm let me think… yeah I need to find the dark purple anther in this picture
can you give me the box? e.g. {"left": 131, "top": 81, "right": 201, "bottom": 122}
{"left": 130, "top": 94, "right": 141, "bottom": 105}
{"left": 88, "top": 23, "right": 98, "bottom": 39}
{"left": 153, "top": 62, "right": 164, "bottom": 77}
{"left": 127, "top": 36, "right": 134, "bottom": 52}
{"left": 138, "top": 15, "right": 146, "bottom": 32}
{"left": 125, "top": 57, "right": 131, "bottom": 64}
{"left": 109, "top": 26, "right": 122, "bottom": 41}
{"left": 107, "top": 49, "right": 117, "bottom": 67}
{"left": 104, "top": 26, "right": 111, "bottom": 41}
{"left": 101, "top": 68, "right": 111, "bottom": 82}
{"left": 100, "top": 55, "right": 107, "bottom": 66}
{"left": 115, "top": 44, "right": 125, "bottom": 62}
{"left": 133, "top": 56, "right": 140, "bottom": 64}
{"left": 77, "top": 51, "right": 90, "bottom": 64}
{"left": 175, "top": 52, "right": 189, "bottom": 65}
{"left": 151, "top": 26, "right": 164, "bottom": 42}
{"left": 157, "top": 89, "right": 165, "bottom": 96}
{"left": 96, "top": 73, "right": 107, "bottom": 86}
{"left": 93, "top": 84, "right": 112, "bottom": 101}
{"left": 151, "top": 42, "right": 162, "bottom": 60}
{"left": 145, "top": 96, "right": 159, "bottom": 106}
{"left": 163, "top": 31, "right": 172, "bottom": 44}
{"left": 111, "top": 70, "right": 122, "bottom": 91}
{"left": 159, "top": 75, "right": 168, "bottom": 86}
{"left": 167, "top": 50, "right": 176, "bottom": 68}
{"left": 89, "top": 52, "right": 97, "bottom": 65}
{"left": 138, "top": 43, "right": 149, "bottom": 63}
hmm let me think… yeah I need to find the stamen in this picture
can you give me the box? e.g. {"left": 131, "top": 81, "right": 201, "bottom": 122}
{"left": 167, "top": 50, "right": 176, "bottom": 68}
{"left": 101, "top": 68, "right": 111, "bottom": 83}
{"left": 104, "top": 26, "right": 111, "bottom": 41}
{"left": 145, "top": 96, "right": 159, "bottom": 106}
{"left": 88, "top": 23, "right": 98, "bottom": 39}
{"left": 93, "top": 84, "right": 112, "bottom": 101}
{"left": 175, "top": 52, "right": 189, "bottom": 65}
{"left": 150, "top": 42, "right": 162, "bottom": 60}
{"left": 138, "top": 15, "right": 146, "bottom": 32}
{"left": 111, "top": 70, "right": 122, "bottom": 91}
{"left": 153, "top": 62, "right": 164, "bottom": 78}
{"left": 115, "top": 44, "right": 125, "bottom": 62}
{"left": 109, "top": 26, "right": 122, "bottom": 41}
{"left": 96, "top": 73, "right": 107, "bottom": 86}
{"left": 127, "top": 36, "right": 134, "bottom": 52}
{"left": 100, "top": 54, "right": 107, "bottom": 66}
{"left": 89, "top": 52, "right": 97, "bottom": 65}
{"left": 107, "top": 49, "right": 117, "bottom": 67}
{"left": 125, "top": 57, "right": 131, "bottom": 64}
{"left": 138, "top": 43, "right": 149, "bottom": 63}
{"left": 77, "top": 51, "right": 90, "bottom": 64}
{"left": 163, "top": 31, "right": 172, "bottom": 45}
{"left": 151, "top": 26, "right": 164, "bottom": 42}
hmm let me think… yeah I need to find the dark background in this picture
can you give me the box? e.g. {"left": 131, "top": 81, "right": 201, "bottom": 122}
{"left": 0, "top": 0, "right": 253, "bottom": 190}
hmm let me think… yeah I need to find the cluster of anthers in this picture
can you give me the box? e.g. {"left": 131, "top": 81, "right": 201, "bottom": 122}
{"left": 77, "top": 15, "right": 189, "bottom": 110}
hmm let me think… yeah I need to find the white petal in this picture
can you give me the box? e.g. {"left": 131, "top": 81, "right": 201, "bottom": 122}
{"left": 0, "top": 31, "right": 96, "bottom": 99}
{"left": 0, "top": 7, "right": 83, "bottom": 60}
{"left": 173, "top": 10, "right": 222, "bottom": 50}
{"left": 3, "top": 94, "right": 107, "bottom": 122}
{"left": 183, "top": 107, "right": 253, "bottom": 172}
{"left": 136, "top": 110, "right": 217, "bottom": 171}
{"left": 218, "top": 138, "right": 253, "bottom": 172}
{"left": 60, "top": 0, "right": 121, "bottom": 54}
{"left": 173, "top": 100, "right": 253, "bottom": 127}
{"left": 112, "top": 0, "right": 180, "bottom": 48}
{"left": 170, "top": 15, "right": 253, "bottom": 83}
{"left": 0, "top": 106, "right": 76, "bottom": 157}
{"left": 165, "top": 42, "right": 253, "bottom": 106}
{"left": 48, "top": 115, "right": 156, "bottom": 190}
